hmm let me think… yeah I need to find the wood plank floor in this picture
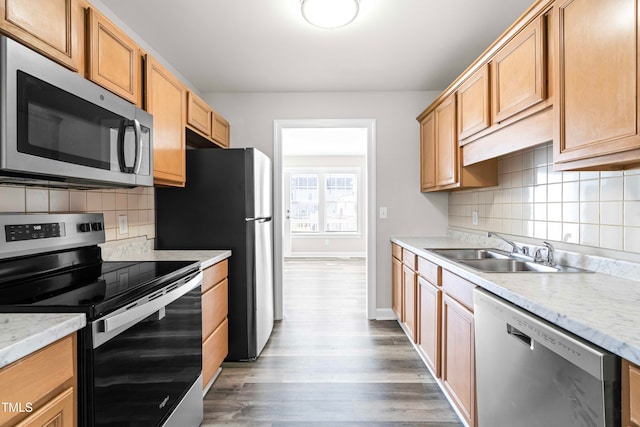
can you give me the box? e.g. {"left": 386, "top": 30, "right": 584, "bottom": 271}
{"left": 203, "top": 258, "right": 463, "bottom": 426}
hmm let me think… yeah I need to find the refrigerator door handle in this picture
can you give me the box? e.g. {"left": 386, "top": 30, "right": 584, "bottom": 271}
{"left": 245, "top": 217, "right": 272, "bottom": 223}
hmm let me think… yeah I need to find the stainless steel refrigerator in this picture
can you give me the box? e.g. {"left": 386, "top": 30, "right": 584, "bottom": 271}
{"left": 155, "top": 148, "right": 274, "bottom": 361}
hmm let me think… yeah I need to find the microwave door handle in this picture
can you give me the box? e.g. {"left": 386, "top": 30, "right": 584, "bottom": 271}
{"left": 132, "top": 119, "right": 143, "bottom": 174}
{"left": 117, "top": 120, "right": 130, "bottom": 173}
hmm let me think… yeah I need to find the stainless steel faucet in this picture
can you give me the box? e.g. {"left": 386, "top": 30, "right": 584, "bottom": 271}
{"left": 534, "top": 241, "right": 555, "bottom": 265}
{"left": 487, "top": 232, "right": 526, "bottom": 255}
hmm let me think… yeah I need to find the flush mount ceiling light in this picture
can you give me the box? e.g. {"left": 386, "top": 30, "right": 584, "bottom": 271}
{"left": 301, "top": 0, "right": 360, "bottom": 29}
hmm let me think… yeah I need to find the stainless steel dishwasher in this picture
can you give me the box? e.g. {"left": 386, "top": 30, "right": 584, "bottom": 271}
{"left": 474, "top": 288, "right": 620, "bottom": 427}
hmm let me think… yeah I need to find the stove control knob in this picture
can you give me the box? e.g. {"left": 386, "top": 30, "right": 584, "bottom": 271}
{"left": 79, "top": 223, "right": 91, "bottom": 232}
{"left": 91, "top": 222, "right": 103, "bottom": 231}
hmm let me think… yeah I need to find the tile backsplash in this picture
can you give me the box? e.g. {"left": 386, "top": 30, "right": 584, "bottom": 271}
{"left": 449, "top": 142, "right": 640, "bottom": 253}
{"left": 0, "top": 184, "right": 155, "bottom": 242}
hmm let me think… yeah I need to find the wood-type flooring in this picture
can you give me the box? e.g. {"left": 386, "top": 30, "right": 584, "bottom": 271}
{"left": 203, "top": 258, "right": 463, "bottom": 426}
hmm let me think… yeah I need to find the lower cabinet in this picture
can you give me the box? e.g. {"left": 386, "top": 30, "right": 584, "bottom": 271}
{"left": 391, "top": 244, "right": 477, "bottom": 427}
{"left": 0, "top": 334, "right": 77, "bottom": 427}
{"left": 402, "top": 263, "right": 417, "bottom": 341}
{"left": 623, "top": 359, "right": 640, "bottom": 427}
{"left": 442, "top": 293, "right": 475, "bottom": 427}
{"left": 201, "top": 259, "right": 229, "bottom": 390}
{"left": 417, "top": 276, "right": 442, "bottom": 377}
{"left": 391, "top": 244, "right": 403, "bottom": 321}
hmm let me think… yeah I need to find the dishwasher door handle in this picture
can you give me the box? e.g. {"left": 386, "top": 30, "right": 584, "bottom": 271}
{"left": 507, "top": 324, "right": 534, "bottom": 350}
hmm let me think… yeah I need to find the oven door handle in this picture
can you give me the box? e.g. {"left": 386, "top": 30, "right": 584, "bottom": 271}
{"left": 93, "top": 271, "right": 202, "bottom": 348}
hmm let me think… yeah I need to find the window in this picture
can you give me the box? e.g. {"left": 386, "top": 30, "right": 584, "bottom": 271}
{"left": 290, "top": 174, "right": 319, "bottom": 232}
{"left": 289, "top": 170, "right": 359, "bottom": 234}
{"left": 325, "top": 174, "right": 357, "bottom": 232}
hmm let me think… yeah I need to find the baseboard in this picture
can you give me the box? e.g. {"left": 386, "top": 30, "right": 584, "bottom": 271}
{"left": 376, "top": 308, "right": 397, "bottom": 320}
{"left": 285, "top": 252, "right": 367, "bottom": 258}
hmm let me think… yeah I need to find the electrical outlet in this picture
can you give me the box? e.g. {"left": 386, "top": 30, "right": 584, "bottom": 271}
{"left": 379, "top": 207, "right": 388, "bottom": 219}
{"left": 118, "top": 214, "right": 128, "bottom": 234}
{"left": 472, "top": 210, "right": 479, "bottom": 226}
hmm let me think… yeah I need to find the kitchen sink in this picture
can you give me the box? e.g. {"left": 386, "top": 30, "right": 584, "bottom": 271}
{"left": 429, "top": 248, "right": 511, "bottom": 260}
{"left": 459, "top": 259, "right": 560, "bottom": 273}
{"left": 428, "top": 248, "right": 592, "bottom": 273}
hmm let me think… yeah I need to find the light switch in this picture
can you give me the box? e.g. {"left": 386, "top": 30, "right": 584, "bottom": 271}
{"left": 380, "top": 207, "right": 388, "bottom": 219}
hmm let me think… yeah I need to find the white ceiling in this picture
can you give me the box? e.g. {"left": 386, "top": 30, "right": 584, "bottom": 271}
{"left": 101, "top": 0, "right": 534, "bottom": 93}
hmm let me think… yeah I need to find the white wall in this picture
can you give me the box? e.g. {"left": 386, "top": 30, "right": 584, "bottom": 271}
{"left": 202, "top": 91, "right": 449, "bottom": 313}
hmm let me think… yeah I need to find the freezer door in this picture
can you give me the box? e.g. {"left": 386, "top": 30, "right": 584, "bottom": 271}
{"left": 253, "top": 217, "right": 274, "bottom": 357}
{"left": 251, "top": 149, "right": 272, "bottom": 218}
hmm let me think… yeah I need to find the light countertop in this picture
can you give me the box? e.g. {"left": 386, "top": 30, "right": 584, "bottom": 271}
{"left": 0, "top": 313, "right": 86, "bottom": 369}
{"left": 392, "top": 236, "right": 640, "bottom": 366}
{"left": 103, "top": 249, "right": 232, "bottom": 270}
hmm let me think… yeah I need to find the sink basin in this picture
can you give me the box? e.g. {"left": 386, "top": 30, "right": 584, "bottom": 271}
{"left": 429, "top": 248, "right": 511, "bottom": 260}
{"left": 459, "top": 259, "right": 558, "bottom": 272}
{"left": 427, "top": 248, "right": 593, "bottom": 273}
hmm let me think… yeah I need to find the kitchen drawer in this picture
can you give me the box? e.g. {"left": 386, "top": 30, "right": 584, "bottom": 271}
{"left": 203, "top": 318, "right": 229, "bottom": 388}
{"left": 392, "top": 243, "right": 402, "bottom": 259}
{"left": 14, "top": 387, "right": 74, "bottom": 427}
{"left": 442, "top": 270, "right": 475, "bottom": 312}
{"left": 202, "top": 259, "right": 228, "bottom": 293}
{"left": 202, "top": 278, "right": 228, "bottom": 340}
{"left": 402, "top": 248, "right": 417, "bottom": 270}
{"left": 0, "top": 335, "right": 74, "bottom": 426}
{"left": 418, "top": 256, "right": 440, "bottom": 286}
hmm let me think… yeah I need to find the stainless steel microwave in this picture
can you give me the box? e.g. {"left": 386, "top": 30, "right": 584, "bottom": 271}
{"left": 0, "top": 36, "right": 153, "bottom": 188}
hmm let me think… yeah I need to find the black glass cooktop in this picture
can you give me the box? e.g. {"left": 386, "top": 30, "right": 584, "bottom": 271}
{"left": 0, "top": 251, "right": 199, "bottom": 319}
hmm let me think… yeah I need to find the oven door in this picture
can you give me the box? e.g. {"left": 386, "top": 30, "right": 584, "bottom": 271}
{"left": 85, "top": 271, "right": 203, "bottom": 427}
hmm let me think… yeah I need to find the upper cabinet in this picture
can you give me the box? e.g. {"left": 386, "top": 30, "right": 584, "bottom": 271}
{"left": 491, "top": 15, "right": 547, "bottom": 124}
{"left": 212, "top": 111, "right": 230, "bottom": 148}
{"left": 434, "top": 94, "right": 459, "bottom": 187}
{"left": 420, "top": 0, "right": 640, "bottom": 179}
{"left": 419, "top": 93, "right": 498, "bottom": 192}
{"left": 457, "top": 64, "right": 491, "bottom": 140}
{"left": 86, "top": 7, "right": 141, "bottom": 105}
{"left": 187, "top": 91, "right": 213, "bottom": 138}
{"left": 186, "top": 91, "right": 231, "bottom": 149}
{"left": 0, "top": 0, "right": 84, "bottom": 71}
{"left": 145, "top": 55, "right": 187, "bottom": 187}
{"left": 553, "top": 0, "right": 640, "bottom": 170}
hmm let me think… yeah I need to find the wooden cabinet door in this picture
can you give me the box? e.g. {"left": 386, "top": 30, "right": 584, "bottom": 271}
{"left": 553, "top": 0, "right": 640, "bottom": 169}
{"left": 14, "top": 387, "right": 74, "bottom": 427}
{"left": 212, "top": 111, "right": 230, "bottom": 148}
{"left": 391, "top": 255, "right": 403, "bottom": 321}
{"left": 417, "top": 276, "right": 441, "bottom": 378}
{"left": 86, "top": 8, "right": 140, "bottom": 105}
{"left": 419, "top": 111, "right": 436, "bottom": 191}
{"left": 402, "top": 264, "right": 416, "bottom": 342}
{"left": 458, "top": 64, "right": 491, "bottom": 140}
{"left": 145, "top": 55, "right": 186, "bottom": 187}
{"left": 442, "top": 294, "right": 475, "bottom": 427}
{"left": 491, "top": 15, "right": 546, "bottom": 124}
{"left": 623, "top": 359, "right": 640, "bottom": 427}
{"left": 435, "top": 94, "right": 458, "bottom": 187}
{"left": 187, "top": 91, "right": 213, "bottom": 138}
{"left": 0, "top": 0, "right": 82, "bottom": 71}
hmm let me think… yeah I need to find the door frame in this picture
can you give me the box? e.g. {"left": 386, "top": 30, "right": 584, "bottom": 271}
{"left": 273, "top": 119, "right": 377, "bottom": 320}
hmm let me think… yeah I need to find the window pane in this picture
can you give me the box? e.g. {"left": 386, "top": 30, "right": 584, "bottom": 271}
{"left": 290, "top": 173, "right": 319, "bottom": 232}
{"left": 325, "top": 173, "right": 357, "bottom": 232}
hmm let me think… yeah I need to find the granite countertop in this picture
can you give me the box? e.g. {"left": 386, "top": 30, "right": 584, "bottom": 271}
{"left": 103, "top": 249, "right": 232, "bottom": 270}
{"left": 392, "top": 236, "right": 640, "bottom": 366}
{"left": 0, "top": 313, "right": 86, "bottom": 369}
